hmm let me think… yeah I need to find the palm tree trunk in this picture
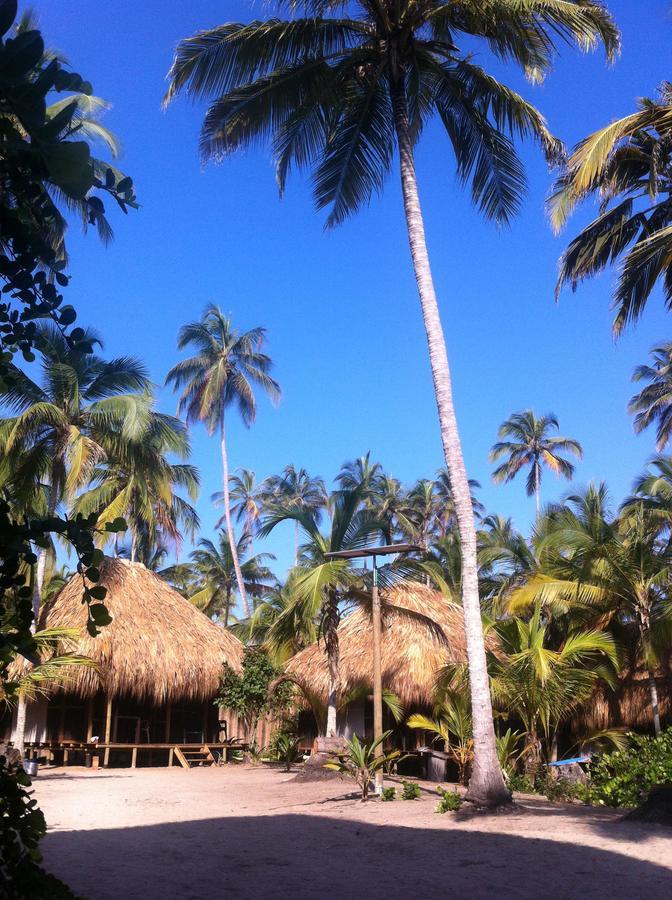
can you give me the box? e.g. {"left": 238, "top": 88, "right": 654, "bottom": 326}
{"left": 220, "top": 416, "right": 250, "bottom": 618}
{"left": 648, "top": 669, "right": 661, "bottom": 736}
{"left": 535, "top": 461, "right": 540, "bottom": 518}
{"left": 294, "top": 521, "right": 299, "bottom": 567}
{"left": 130, "top": 529, "right": 138, "bottom": 563}
{"left": 13, "top": 697, "right": 28, "bottom": 757}
{"left": 324, "top": 589, "right": 341, "bottom": 736}
{"left": 392, "top": 83, "right": 509, "bottom": 807}
{"left": 326, "top": 627, "right": 340, "bottom": 737}
{"left": 19, "top": 488, "right": 56, "bottom": 756}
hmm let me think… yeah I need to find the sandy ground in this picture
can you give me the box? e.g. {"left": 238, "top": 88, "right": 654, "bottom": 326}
{"left": 32, "top": 765, "right": 672, "bottom": 900}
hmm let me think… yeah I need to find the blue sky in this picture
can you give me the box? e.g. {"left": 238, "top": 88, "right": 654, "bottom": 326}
{"left": 37, "top": 1, "right": 672, "bottom": 582}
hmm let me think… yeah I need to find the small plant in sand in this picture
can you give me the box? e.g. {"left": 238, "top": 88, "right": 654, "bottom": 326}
{"left": 436, "top": 786, "right": 463, "bottom": 813}
{"left": 273, "top": 733, "right": 304, "bottom": 772}
{"left": 324, "top": 732, "right": 402, "bottom": 801}
{"left": 380, "top": 786, "right": 396, "bottom": 802}
{"left": 401, "top": 780, "right": 421, "bottom": 801}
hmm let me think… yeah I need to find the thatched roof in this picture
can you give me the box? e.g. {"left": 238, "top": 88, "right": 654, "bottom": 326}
{"left": 285, "top": 582, "right": 485, "bottom": 709}
{"left": 572, "top": 669, "right": 671, "bottom": 734}
{"left": 16, "top": 558, "right": 243, "bottom": 704}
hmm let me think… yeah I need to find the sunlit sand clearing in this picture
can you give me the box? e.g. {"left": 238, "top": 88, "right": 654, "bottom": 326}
{"left": 35, "top": 766, "right": 672, "bottom": 900}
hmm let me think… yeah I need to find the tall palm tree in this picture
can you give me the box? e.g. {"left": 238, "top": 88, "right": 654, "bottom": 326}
{"left": 0, "top": 323, "right": 151, "bottom": 616}
{"left": 629, "top": 344, "right": 672, "bottom": 451}
{"left": 259, "top": 486, "right": 389, "bottom": 736}
{"left": 490, "top": 410, "right": 583, "bottom": 516}
{"left": 264, "top": 464, "right": 328, "bottom": 564}
{"left": 164, "top": 0, "right": 618, "bottom": 806}
{"left": 552, "top": 82, "right": 672, "bottom": 335}
{"left": 215, "top": 467, "right": 265, "bottom": 545}
{"left": 176, "top": 532, "right": 277, "bottom": 626}
{"left": 165, "top": 305, "right": 280, "bottom": 617}
{"left": 75, "top": 405, "right": 200, "bottom": 562}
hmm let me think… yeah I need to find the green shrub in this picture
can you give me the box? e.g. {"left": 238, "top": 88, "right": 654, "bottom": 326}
{"left": 325, "top": 732, "right": 402, "bottom": 801}
{"left": 401, "top": 780, "right": 421, "bottom": 801}
{"left": 436, "top": 786, "right": 462, "bottom": 813}
{"left": 542, "top": 775, "right": 590, "bottom": 804}
{"left": 270, "top": 732, "right": 303, "bottom": 771}
{"left": 588, "top": 728, "right": 672, "bottom": 808}
{"left": 0, "top": 756, "right": 78, "bottom": 899}
{"left": 507, "top": 773, "right": 537, "bottom": 794}
{"left": 380, "top": 786, "right": 396, "bottom": 802}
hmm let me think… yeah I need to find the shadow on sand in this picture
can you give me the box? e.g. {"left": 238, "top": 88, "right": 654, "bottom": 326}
{"left": 42, "top": 811, "right": 672, "bottom": 899}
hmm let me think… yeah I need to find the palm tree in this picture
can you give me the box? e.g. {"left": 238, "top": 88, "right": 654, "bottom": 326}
{"left": 488, "top": 606, "right": 617, "bottom": 771}
{"left": 0, "top": 323, "right": 151, "bottom": 616}
{"left": 260, "top": 486, "right": 388, "bottom": 736}
{"left": 215, "top": 467, "right": 265, "bottom": 546}
{"left": 177, "top": 532, "right": 277, "bottom": 626}
{"left": 75, "top": 404, "right": 200, "bottom": 561}
{"left": 164, "top": 0, "right": 618, "bottom": 806}
{"left": 552, "top": 82, "right": 672, "bottom": 335}
{"left": 490, "top": 410, "right": 583, "bottom": 516}
{"left": 9, "top": 627, "right": 98, "bottom": 753}
{"left": 435, "top": 468, "right": 483, "bottom": 534}
{"left": 408, "top": 692, "right": 474, "bottom": 785}
{"left": 336, "top": 453, "right": 383, "bottom": 498}
{"left": 508, "top": 483, "right": 672, "bottom": 736}
{"left": 264, "top": 465, "right": 327, "bottom": 564}
{"left": 165, "top": 305, "right": 280, "bottom": 618}
{"left": 239, "top": 575, "right": 319, "bottom": 664}
{"left": 400, "top": 479, "right": 438, "bottom": 545}
{"left": 629, "top": 344, "right": 672, "bottom": 451}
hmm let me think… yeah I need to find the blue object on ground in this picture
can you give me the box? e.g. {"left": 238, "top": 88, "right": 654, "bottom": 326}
{"left": 547, "top": 757, "right": 590, "bottom": 767}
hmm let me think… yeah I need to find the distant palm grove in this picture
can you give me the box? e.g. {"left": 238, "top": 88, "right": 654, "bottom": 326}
{"left": 2, "top": 0, "right": 672, "bottom": 830}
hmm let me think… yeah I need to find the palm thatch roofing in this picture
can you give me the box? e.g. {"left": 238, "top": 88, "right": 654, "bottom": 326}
{"left": 572, "top": 669, "right": 671, "bottom": 734}
{"left": 16, "top": 558, "right": 243, "bottom": 704}
{"left": 285, "top": 582, "right": 489, "bottom": 709}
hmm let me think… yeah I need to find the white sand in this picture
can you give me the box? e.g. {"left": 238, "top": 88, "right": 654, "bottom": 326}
{"left": 33, "top": 765, "right": 672, "bottom": 899}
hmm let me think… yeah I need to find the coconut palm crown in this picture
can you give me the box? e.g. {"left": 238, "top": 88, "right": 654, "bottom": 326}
{"left": 165, "top": 305, "right": 280, "bottom": 617}
{"left": 629, "top": 344, "right": 672, "bottom": 451}
{"left": 552, "top": 81, "right": 672, "bottom": 335}
{"left": 490, "top": 410, "right": 583, "bottom": 515}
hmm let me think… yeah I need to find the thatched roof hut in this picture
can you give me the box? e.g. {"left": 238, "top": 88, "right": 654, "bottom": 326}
{"left": 572, "top": 669, "right": 671, "bottom": 735}
{"left": 16, "top": 557, "right": 243, "bottom": 704}
{"left": 285, "top": 582, "right": 483, "bottom": 709}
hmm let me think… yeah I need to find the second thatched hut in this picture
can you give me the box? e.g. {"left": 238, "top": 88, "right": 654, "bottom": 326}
{"left": 285, "top": 581, "right": 484, "bottom": 747}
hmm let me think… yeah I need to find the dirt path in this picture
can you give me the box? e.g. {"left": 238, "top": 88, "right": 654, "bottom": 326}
{"left": 34, "top": 766, "right": 672, "bottom": 899}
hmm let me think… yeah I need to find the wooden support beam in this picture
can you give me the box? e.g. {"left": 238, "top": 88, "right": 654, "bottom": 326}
{"left": 103, "top": 696, "right": 113, "bottom": 767}
{"left": 168, "top": 747, "right": 174, "bottom": 767}
{"left": 131, "top": 747, "right": 138, "bottom": 768}
{"left": 86, "top": 698, "right": 94, "bottom": 742}
{"left": 202, "top": 701, "right": 208, "bottom": 743}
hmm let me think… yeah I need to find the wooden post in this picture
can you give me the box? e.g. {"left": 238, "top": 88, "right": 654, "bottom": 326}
{"left": 164, "top": 704, "right": 172, "bottom": 743}
{"left": 131, "top": 747, "right": 138, "bottom": 768}
{"left": 86, "top": 699, "right": 94, "bottom": 742}
{"left": 103, "top": 696, "right": 113, "bottom": 767}
{"left": 372, "top": 557, "right": 384, "bottom": 793}
{"left": 202, "top": 701, "right": 208, "bottom": 744}
{"left": 168, "top": 747, "right": 174, "bottom": 767}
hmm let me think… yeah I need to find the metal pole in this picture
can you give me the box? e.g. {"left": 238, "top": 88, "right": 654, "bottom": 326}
{"left": 372, "top": 556, "right": 384, "bottom": 793}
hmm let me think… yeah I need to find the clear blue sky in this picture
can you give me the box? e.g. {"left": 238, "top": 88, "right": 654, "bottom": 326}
{"left": 38, "top": 1, "right": 672, "bottom": 582}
